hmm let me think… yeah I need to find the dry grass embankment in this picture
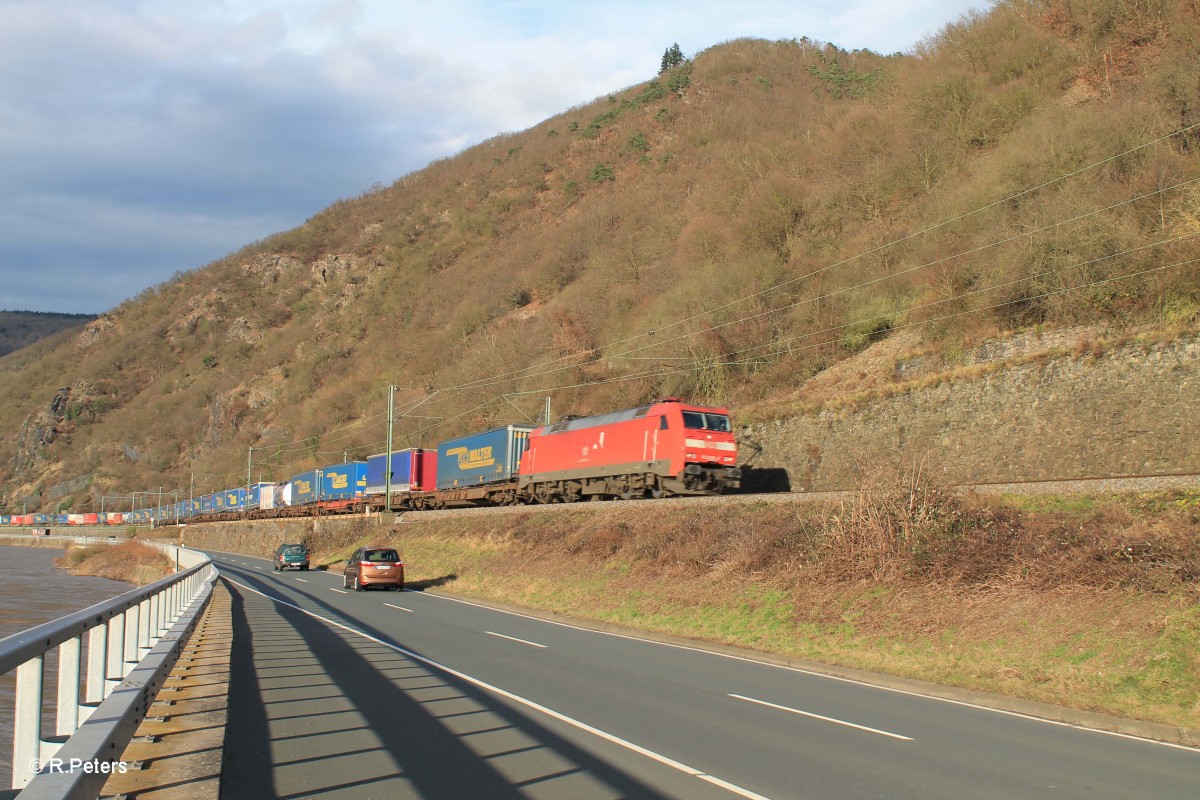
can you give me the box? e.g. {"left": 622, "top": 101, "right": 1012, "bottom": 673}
{"left": 361, "top": 476, "right": 1200, "bottom": 730}
{"left": 56, "top": 540, "right": 174, "bottom": 585}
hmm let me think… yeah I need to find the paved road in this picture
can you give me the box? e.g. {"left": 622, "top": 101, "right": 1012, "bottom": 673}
{"left": 208, "top": 551, "right": 1200, "bottom": 800}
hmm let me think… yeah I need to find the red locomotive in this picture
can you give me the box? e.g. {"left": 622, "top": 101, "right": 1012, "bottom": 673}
{"left": 518, "top": 397, "right": 740, "bottom": 502}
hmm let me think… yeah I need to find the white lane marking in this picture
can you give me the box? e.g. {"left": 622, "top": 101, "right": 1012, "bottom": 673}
{"left": 227, "top": 578, "right": 771, "bottom": 800}
{"left": 253, "top": 566, "right": 262, "bottom": 570}
{"left": 730, "top": 694, "right": 912, "bottom": 741}
{"left": 485, "top": 631, "right": 547, "bottom": 649}
{"left": 295, "top": 578, "right": 309, "bottom": 583}
{"left": 384, "top": 603, "right": 414, "bottom": 613}
{"left": 329, "top": 588, "right": 348, "bottom": 594}
{"left": 417, "top": 592, "right": 1199, "bottom": 752}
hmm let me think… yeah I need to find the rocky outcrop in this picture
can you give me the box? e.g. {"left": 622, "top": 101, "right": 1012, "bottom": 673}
{"left": 75, "top": 315, "right": 117, "bottom": 351}
{"left": 12, "top": 386, "right": 73, "bottom": 476}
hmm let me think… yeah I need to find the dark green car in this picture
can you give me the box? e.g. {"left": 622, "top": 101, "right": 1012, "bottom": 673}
{"left": 273, "top": 543, "right": 310, "bottom": 571}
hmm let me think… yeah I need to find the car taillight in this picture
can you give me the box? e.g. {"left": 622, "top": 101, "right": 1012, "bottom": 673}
{"left": 361, "top": 561, "right": 373, "bottom": 567}
{"left": 394, "top": 562, "right": 404, "bottom": 567}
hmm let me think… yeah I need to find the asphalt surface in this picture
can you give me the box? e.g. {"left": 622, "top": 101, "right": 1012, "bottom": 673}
{"left": 208, "top": 551, "right": 1200, "bottom": 800}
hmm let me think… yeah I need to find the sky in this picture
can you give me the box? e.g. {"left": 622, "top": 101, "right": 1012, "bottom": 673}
{"left": 0, "top": 0, "right": 988, "bottom": 315}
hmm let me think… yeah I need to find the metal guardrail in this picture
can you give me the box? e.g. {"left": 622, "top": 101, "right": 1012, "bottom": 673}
{"left": 0, "top": 541, "right": 215, "bottom": 798}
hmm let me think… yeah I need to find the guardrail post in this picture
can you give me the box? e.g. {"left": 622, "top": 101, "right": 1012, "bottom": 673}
{"left": 150, "top": 593, "right": 160, "bottom": 643}
{"left": 137, "top": 599, "right": 152, "bottom": 656}
{"left": 106, "top": 612, "right": 124, "bottom": 696}
{"left": 12, "top": 655, "right": 44, "bottom": 790}
{"left": 56, "top": 637, "right": 81, "bottom": 736}
{"left": 159, "top": 589, "right": 168, "bottom": 635}
{"left": 86, "top": 622, "right": 107, "bottom": 705}
{"left": 123, "top": 607, "right": 138, "bottom": 667}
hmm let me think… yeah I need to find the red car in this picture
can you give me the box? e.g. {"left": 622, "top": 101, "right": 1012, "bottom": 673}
{"left": 518, "top": 397, "right": 740, "bottom": 502}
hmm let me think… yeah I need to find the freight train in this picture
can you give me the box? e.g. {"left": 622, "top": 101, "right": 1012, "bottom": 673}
{"left": 0, "top": 398, "right": 740, "bottom": 527}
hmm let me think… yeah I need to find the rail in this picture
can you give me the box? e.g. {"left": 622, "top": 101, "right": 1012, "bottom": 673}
{"left": 0, "top": 541, "right": 216, "bottom": 799}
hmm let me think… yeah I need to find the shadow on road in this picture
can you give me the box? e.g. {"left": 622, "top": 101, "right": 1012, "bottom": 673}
{"left": 220, "top": 574, "right": 676, "bottom": 800}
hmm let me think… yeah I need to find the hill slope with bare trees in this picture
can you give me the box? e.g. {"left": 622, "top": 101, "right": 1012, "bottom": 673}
{"left": 1, "top": 0, "right": 1198, "bottom": 512}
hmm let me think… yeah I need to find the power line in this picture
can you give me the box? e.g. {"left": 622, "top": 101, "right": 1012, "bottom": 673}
{"left": 437, "top": 121, "right": 1200, "bottom": 395}
{"left": 502, "top": 253, "right": 1199, "bottom": 399}
{"left": 440, "top": 175, "right": 1200, "bottom": 396}
{"left": 101, "top": 122, "right": 1200, "bottom": 499}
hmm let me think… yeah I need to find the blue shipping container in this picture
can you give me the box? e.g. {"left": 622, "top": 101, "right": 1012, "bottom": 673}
{"left": 201, "top": 494, "right": 214, "bottom": 514}
{"left": 55, "top": 514, "right": 69, "bottom": 526}
{"left": 321, "top": 462, "right": 367, "bottom": 500}
{"left": 436, "top": 425, "right": 534, "bottom": 490}
{"left": 291, "top": 470, "right": 319, "bottom": 505}
{"left": 366, "top": 451, "right": 415, "bottom": 494}
{"left": 221, "top": 488, "right": 245, "bottom": 512}
{"left": 0, "top": 516, "right": 9, "bottom": 525}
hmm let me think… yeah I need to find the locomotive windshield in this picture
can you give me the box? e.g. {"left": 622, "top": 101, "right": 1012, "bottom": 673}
{"left": 682, "top": 411, "right": 731, "bottom": 432}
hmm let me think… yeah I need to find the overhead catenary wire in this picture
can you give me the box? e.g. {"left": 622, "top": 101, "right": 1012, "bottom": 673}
{"left": 437, "top": 121, "right": 1200, "bottom": 396}
{"left": 501, "top": 255, "right": 1199, "bottom": 399}
{"left": 172, "top": 225, "right": 1200, "bottom": 492}
{"left": 130, "top": 121, "right": 1200, "bottom": 499}
{"left": 403, "top": 203, "right": 1200, "bottom": 438}
{"left": 438, "top": 174, "right": 1200, "bottom": 397}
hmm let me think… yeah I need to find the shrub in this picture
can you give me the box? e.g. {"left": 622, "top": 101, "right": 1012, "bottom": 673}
{"left": 506, "top": 288, "right": 533, "bottom": 308}
{"left": 807, "top": 49, "right": 880, "bottom": 99}
{"left": 589, "top": 163, "right": 616, "bottom": 183}
{"left": 667, "top": 66, "right": 691, "bottom": 95}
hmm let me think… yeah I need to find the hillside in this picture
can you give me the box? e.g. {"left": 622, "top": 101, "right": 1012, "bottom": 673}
{"left": 0, "top": 311, "right": 96, "bottom": 358}
{"left": 1, "top": 0, "right": 1198, "bottom": 512}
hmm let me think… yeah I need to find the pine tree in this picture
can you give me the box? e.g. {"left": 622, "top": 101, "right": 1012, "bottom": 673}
{"left": 659, "top": 43, "right": 684, "bottom": 74}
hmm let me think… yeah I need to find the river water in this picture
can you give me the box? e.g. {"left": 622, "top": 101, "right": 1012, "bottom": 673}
{"left": 0, "top": 543, "right": 134, "bottom": 787}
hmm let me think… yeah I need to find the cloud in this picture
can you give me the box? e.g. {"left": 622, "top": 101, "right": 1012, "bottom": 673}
{"left": 0, "top": 0, "right": 987, "bottom": 314}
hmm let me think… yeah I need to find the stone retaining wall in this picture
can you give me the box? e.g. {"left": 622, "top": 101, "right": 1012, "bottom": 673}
{"left": 742, "top": 336, "right": 1199, "bottom": 491}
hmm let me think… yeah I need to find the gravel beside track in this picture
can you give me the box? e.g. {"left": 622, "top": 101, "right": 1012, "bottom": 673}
{"left": 398, "top": 473, "right": 1199, "bottom": 521}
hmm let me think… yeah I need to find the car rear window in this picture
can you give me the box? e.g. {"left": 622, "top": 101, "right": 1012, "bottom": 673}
{"left": 283, "top": 545, "right": 307, "bottom": 554}
{"left": 365, "top": 549, "right": 399, "bottom": 562}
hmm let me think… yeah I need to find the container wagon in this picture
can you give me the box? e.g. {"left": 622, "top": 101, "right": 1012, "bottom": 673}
{"left": 366, "top": 449, "right": 437, "bottom": 509}
{"left": 434, "top": 425, "right": 534, "bottom": 505}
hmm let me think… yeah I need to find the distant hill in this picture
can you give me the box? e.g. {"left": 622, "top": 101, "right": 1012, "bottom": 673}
{"left": 0, "top": 0, "right": 1198, "bottom": 512}
{"left": 0, "top": 311, "right": 96, "bottom": 357}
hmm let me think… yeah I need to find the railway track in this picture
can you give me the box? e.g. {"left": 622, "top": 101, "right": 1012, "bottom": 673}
{"left": 401, "top": 471, "right": 1200, "bottom": 520}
